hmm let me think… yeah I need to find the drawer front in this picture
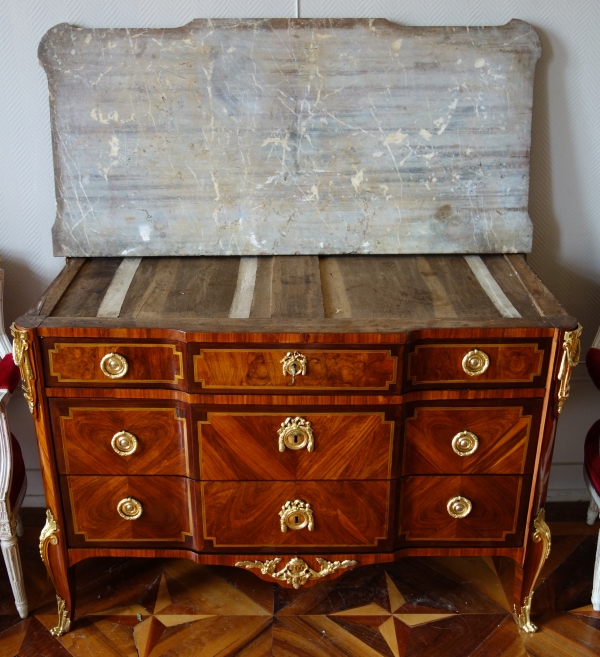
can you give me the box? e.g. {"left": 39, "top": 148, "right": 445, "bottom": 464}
{"left": 402, "top": 401, "right": 542, "bottom": 476}
{"left": 398, "top": 475, "right": 530, "bottom": 546}
{"left": 202, "top": 481, "right": 391, "bottom": 549}
{"left": 193, "top": 349, "right": 397, "bottom": 391}
{"left": 44, "top": 341, "right": 185, "bottom": 388}
{"left": 62, "top": 475, "right": 194, "bottom": 546}
{"left": 406, "top": 342, "right": 547, "bottom": 388}
{"left": 198, "top": 411, "right": 395, "bottom": 480}
{"left": 50, "top": 402, "right": 189, "bottom": 476}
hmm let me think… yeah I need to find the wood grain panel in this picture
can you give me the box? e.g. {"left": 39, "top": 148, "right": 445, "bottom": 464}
{"left": 270, "top": 256, "right": 325, "bottom": 318}
{"left": 119, "top": 257, "right": 240, "bottom": 319}
{"left": 320, "top": 255, "right": 500, "bottom": 319}
{"left": 202, "top": 481, "right": 390, "bottom": 549}
{"left": 402, "top": 401, "right": 542, "bottom": 475}
{"left": 51, "top": 258, "right": 122, "bottom": 317}
{"left": 44, "top": 339, "right": 185, "bottom": 388}
{"left": 398, "top": 475, "right": 530, "bottom": 545}
{"left": 480, "top": 255, "right": 542, "bottom": 319}
{"left": 406, "top": 341, "right": 547, "bottom": 388}
{"left": 63, "top": 475, "right": 194, "bottom": 546}
{"left": 50, "top": 401, "right": 189, "bottom": 476}
{"left": 193, "top": 349, "right": 397, "bottom": 391}
{"left": 198, "top": 411, "right": 395, "bottom": 481}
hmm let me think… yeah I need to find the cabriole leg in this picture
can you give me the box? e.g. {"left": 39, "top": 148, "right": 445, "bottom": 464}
{"left": 513, "top": 508, "right": 551, "bottom": 633}
{"left": 1, "top": 534, "right": 28, "bottom": 618}
{"left": 39, "top": 509, "right": 75, "bottom": 636}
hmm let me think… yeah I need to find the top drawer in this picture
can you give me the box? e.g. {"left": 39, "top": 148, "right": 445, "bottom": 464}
{"left": 405, "top": 340, "right": 550, "bottom": 389}
{"left": 192, "top": 348, "right": 398, "bottom": 392}
{"left": 43, "top": 340, "right": 186, "bottom": 389}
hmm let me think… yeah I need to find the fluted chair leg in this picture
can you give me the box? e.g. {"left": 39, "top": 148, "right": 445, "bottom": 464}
{"left": 593, "top": 528, "right": 600, "bottom": 612}
{"left": 1, "top": 535, "right": 28, "bottom": 618}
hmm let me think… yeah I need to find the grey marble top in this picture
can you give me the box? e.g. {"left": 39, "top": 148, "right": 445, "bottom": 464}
{"left": 39, "top": 18, "right": 540, "bottom": 257}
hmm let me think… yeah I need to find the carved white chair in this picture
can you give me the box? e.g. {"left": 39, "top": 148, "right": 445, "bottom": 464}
{"left": 0, "top": 261, "right": 28, "bottom": 618}
{"left": 585, "top": 325, "right": 600, "bottom": 611}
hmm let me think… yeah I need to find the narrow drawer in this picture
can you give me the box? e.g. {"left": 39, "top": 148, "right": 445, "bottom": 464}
{"left": 201, "top": 481, "right": 391, "bottom": 550}
{"left": 398, "top": 475, "right": 530, "bottom": 546}
{"left": 43, "top": 340, "right": 186, "bottom": 388}
{"left": 62, "top": 475, "right": 194, "bottom": 546}
{"left": 405, "top": 341, "right": 548, "bottom": 389}
{"left": 198, "top": 411, "right": 395, "bottom": 480}
{"left": 192, "top": 348, "right": 397, "bottom": 391}
{"left": 402, "top": 400, "right": 542, "bottom": 475}
{"left": 50, "top": 401, "right": 189, "bottom": 476}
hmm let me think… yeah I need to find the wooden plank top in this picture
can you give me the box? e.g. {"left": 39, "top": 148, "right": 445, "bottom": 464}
{"left": 18, "top": 255, "right": 574, "bottom": 334}
{"left": 39, "top": 19, "right": 540, "bottom": 258}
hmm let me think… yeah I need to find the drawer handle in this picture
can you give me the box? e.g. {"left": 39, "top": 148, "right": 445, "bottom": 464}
{"left": 100, "top": 352, "right": 129, "bottom": 379}
{"left": 117, "top": 497, "right": 143, "bottom": 520}
{"left": 462, "top": 349, "right": 489, "bottom": 377}
{"left": 451, "top": 431, "right": 479, "bottom": 457}
{"left": 280, "top": 351, "right": 307, "bottom": 385}
{"left": 447, "top": 496, "right": 472, "bottom": 519}
{"left": 111, "top": 431, "right": 138, "bottom": 456}
{"left": 278, "top": 417, "right": 314, "bottom": 452}
{"left": 279, "top": 499, "right": 314, "bottom": 532}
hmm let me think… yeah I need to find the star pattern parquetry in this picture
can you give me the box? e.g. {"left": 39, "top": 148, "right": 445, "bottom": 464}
{"left": 332, "top": 573, "right": 456, "bottom": 657}
{"left": 1, "top": 517, "right": 600, "bottom": 657}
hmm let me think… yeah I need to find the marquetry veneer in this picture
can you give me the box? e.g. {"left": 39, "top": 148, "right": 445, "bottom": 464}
{"left": 13, "top": 253, "right": 580, "bottom": 636}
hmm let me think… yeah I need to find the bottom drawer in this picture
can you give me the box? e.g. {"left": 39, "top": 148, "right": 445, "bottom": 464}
{"left": 62, "top": 475, "right": 194, "bottom": 547}
{"left": 201, "top": 481, "right": 392, "bottom": 551}
{"left": 398, "top": 475, "right": 530, "bottom": 546}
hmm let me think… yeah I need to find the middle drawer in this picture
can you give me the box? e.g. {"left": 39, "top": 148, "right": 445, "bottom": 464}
{"left": 50, "top": 400, "right": 190, "bottom": 476}
{"left": 195, "top": 409, "right": 397, "bottom": 480}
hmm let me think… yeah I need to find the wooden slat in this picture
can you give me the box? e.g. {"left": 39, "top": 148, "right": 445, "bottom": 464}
{"left": 229, "top": 258, "right": 258, "bottom": 319}
{"left": 480, "top": 255, "right": 542, "bottom": 319}
{"left": 34, "top": 258, "right": 87, "bottom": 316}
{"left": 424, "top": 256, "right": 505, "bottom": 319}
{"left": 415, "top": 258, "right": 458, "bottom": 319}
{"left": 504, "top": 255, "right": 570, "bottom": 319}
{"left": 321, "top": 256, "right": 501, "bottom": 319}
{"left": 319, "top": 257, "right": 353, "bottom": 319}
{"left": 249, "top": 258, "right": 274, "bottom": 319}
{"left": 270, "top": 256, "right": 324, "bottom": 319}
{"left": 51, "top": 258, "right": 122, "bottom": 317}
{"left": 321, "top": 256, "right": 434, "bottom": 319}
{"left": 96, "top": 258, "right": 142, "bottom": 317}
{"left": 464, "top": 255, "right": 521, "bottom": 318}
{"left": 119, "top": 258, "right": 239, "bottom": 318}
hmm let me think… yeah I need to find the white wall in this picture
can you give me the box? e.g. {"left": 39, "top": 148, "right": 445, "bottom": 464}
{"left": 1, "top": 0, "right": 598, "bottom": 505}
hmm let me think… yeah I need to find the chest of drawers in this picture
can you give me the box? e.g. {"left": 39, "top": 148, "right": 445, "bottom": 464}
{"left": 21, "top": 17, "right": 581, "bottom": 636}
{"left": 14, "top": 253, "right": 579, "bottom": 635}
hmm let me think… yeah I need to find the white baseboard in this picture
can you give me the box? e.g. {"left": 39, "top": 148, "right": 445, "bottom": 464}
{"left": 545, "top": 489, "right": 590, "bottom": 502}
{"left": 23, "top": 495, "right": 46, "bottom": 508}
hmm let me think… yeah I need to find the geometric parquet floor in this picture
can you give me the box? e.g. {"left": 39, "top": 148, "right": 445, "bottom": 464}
{"left": 1, "top": 507, "right": 599, "bottom": 657}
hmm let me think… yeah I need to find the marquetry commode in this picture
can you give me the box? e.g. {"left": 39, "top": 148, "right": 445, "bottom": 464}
{"left": 14, "top": 18, "right": 580, "bottom": 636}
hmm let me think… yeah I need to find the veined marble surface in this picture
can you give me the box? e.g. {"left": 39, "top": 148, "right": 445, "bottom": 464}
{"left": 39, "top": 19, "right": 540, "bottom": 257}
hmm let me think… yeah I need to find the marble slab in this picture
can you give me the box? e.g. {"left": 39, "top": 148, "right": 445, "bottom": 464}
{"left": 39, "top": 19, "right": 540, "bottom": 257}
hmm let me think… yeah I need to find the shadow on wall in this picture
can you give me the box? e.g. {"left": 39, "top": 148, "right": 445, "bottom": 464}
{"left": 528, "top": 26, "right": 600, "bottom": 355}
{"left": 2, "top": 254, "right": 57, "bottom": 329}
